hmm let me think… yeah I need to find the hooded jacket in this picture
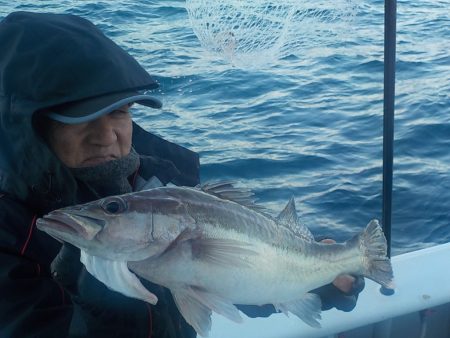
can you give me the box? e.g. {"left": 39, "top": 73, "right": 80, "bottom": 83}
{"left": 0, "top": 12, "right": 199, "bottom": 338}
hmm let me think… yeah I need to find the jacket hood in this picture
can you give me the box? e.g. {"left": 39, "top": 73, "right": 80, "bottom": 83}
{"left": 0, "top": 11, "right": 161, "bottom": 211}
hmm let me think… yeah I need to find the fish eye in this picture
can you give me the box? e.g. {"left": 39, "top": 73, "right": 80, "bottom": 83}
{"left": 101, "top": 197, "right": 127, "bottom": 214}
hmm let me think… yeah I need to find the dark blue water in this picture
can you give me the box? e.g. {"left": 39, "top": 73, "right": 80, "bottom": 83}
{"left": 1, "top": 0, "right": 449, "bottom": 255}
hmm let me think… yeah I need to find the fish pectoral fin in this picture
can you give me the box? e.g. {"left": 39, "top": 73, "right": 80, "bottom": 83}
{"left": 80, "top": 251, "right": 158, "bottom": 305}
{"left": 164, "top": 228, "right": 257, "bottom": 268}
{"left": 191, "top": 237, "right": 257, "bottom": 268}
{"left": 171, "top": 287, "right": 212, "bottom": 337}
{"left": 274, "top": 292, "right": 322, "bottom": 328}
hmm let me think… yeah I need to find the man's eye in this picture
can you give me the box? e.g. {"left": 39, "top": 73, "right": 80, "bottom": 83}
{"left": 111, "top": 109, "right": 129, "bottom": 116}
{"left": 108, "top": 110, "right": 130, "bottom": 120}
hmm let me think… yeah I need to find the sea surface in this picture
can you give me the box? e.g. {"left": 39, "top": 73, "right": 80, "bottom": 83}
{"left": 1, "top": 0, "right": 449, "bottom": 255}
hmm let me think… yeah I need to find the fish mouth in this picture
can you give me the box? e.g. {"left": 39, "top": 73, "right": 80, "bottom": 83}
{"left": 37, "top": 211, "right": 105, "bottom": 241}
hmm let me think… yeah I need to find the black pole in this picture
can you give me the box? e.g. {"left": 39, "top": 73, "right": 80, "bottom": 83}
{"left": 382, "top": 0, "right": 397, "bottom": 260}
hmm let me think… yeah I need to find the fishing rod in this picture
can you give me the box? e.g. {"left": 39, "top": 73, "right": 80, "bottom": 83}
{"left": 381, "top": 0, "right": 397, "bottom": 295}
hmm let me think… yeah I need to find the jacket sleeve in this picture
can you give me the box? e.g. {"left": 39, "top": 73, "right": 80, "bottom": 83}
{"left": 0, "top": 196, "right": 74, "bottom": 337}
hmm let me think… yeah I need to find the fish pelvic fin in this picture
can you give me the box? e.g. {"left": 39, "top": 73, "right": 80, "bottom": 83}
{"left": 354, "top": 219, "right": 395, "bottom": 289}
{"left": 172, "top": 287, "right": 212, "bottom": 337}
{"left": 274, "top": 292, "right": 322, "bottom": 328}
{"left": 171, "top": 286, "right": 242, "bottom": 337}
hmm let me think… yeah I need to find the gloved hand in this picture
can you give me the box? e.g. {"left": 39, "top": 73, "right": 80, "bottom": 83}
{"left": 312, "top": 275, "right": 365, "bottom": 312}
{"left": 51, "top": 242, "right": 83, "bottom": 294}
{"left": 50, "top": 243, "right": 114, "bottom": 336}
{"left": 50, "top": 243, "right": 120, "bottom": 313}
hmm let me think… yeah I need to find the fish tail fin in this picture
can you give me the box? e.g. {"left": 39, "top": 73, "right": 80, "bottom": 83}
{"left": 355, "top": 219, "right": 395, "bottom": 289}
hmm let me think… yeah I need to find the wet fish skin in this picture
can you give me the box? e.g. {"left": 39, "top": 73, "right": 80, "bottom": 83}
{"left": 37, "top": 183, "right": 394, "bottom": 337}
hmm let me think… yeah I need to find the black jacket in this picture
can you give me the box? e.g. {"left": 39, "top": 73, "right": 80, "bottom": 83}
{"left": 0, "top": 11, "right": 199, "bottom": 338}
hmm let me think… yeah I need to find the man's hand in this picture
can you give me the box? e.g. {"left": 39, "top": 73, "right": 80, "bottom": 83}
{"left": 51, "top": 243, "right": 83, "bottom": 294}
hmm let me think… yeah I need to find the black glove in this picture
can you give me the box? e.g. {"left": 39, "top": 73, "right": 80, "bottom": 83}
{"left": 237, "top": 304, "right": 277, "bottom": 318}
{"left": 51, "top": 243, "right": 83, "bottom": 294}
{"left": 51, "top": 243, "right": 124, "bottom": 315}
{"left": 51, "top": 243, "right": 141, "bottom": 334}
{"left": 312, "top": 275, "right": 365, "bottom": 312}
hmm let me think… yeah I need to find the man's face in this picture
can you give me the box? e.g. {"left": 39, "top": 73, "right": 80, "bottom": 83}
{"left": 47, "top": 105, "right": 133, "bottom": 168}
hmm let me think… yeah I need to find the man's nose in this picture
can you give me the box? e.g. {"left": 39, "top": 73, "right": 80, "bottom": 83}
{"left": 87, "top": 115, "right": 117, "bottom": 145}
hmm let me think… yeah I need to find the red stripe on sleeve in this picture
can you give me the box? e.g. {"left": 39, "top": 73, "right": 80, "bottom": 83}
{"left": 20, "top": 214, "right": 37, "bottom": 256}
{"left": 55, "top": 281, "right": 66, "bottom": 306}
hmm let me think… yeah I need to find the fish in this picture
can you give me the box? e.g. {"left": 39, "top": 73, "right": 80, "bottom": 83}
{"left": 36, "top": 182, "right": 394, "bottom": 337}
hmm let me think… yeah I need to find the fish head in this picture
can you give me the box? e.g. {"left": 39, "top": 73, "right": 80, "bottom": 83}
{"left": 36, "top": 190, "right": 190, "bottom": 261}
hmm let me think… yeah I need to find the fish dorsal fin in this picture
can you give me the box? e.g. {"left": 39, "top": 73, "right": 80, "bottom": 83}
{"left": 276, "top": 197, "right": 315, "bottom": 242}
{"left": 200, "top": 181, "right": 267, "bottom": 212}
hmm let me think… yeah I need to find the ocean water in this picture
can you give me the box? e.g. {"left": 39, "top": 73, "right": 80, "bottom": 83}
{"left": 0, "top": 0, "right": 449, "bottom": 255}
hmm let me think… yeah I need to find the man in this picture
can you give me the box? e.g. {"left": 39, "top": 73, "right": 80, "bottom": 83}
{"left": 0, "top": 11, "right": 362, "bottom": 338}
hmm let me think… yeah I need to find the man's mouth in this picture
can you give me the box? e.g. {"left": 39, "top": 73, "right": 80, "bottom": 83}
{"left": 81, "top": 155, "right": 118, "bottom": 166}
